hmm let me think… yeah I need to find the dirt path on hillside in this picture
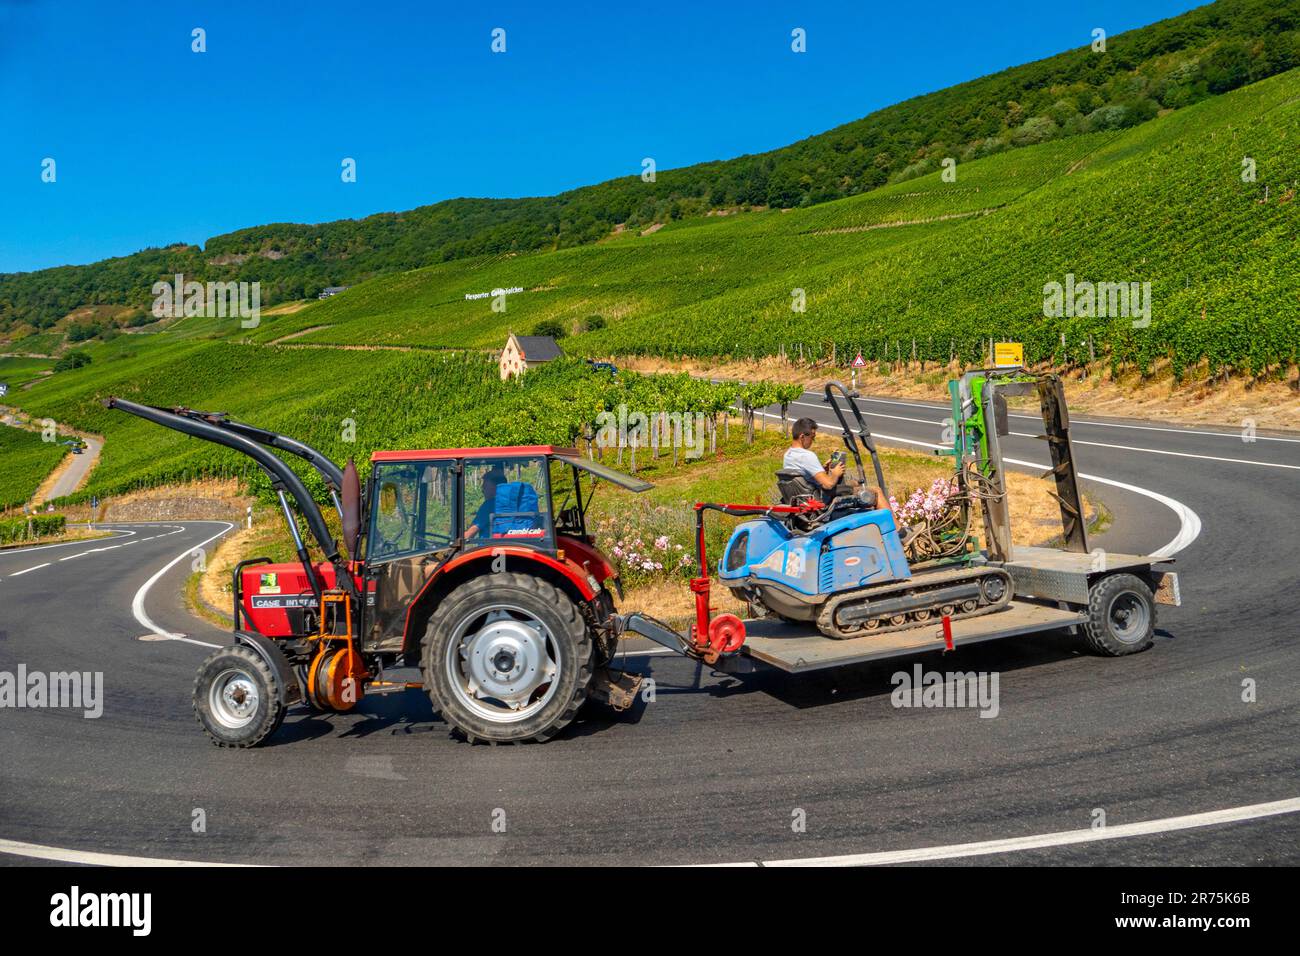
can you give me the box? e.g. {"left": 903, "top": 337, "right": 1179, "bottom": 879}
{"left": 269, "top": 325, "right": 333, "bottom": 344}
{"left": 810, "top": 208, "right": 993, "bottom": 235}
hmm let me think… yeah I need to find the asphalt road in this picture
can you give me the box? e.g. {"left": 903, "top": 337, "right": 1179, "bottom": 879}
{"left": 40, "top": 435, "right": 102, "bottom": 501}
{"left": 1, "top": 390, "right": 1298, "bottom": 866}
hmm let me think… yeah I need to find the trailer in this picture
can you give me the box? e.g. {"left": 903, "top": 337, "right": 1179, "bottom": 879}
{"left": 618, "top": 370, "right": 1181, "bottom": 673}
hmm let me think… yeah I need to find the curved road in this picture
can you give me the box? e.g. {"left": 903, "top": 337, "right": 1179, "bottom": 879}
{"left": 1, "top": 392, "right": 1298, "bottom": 866}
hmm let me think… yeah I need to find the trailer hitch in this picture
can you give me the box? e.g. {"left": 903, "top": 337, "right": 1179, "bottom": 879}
{"left": 615, "top": 607, "right": 744, "bottom": 666}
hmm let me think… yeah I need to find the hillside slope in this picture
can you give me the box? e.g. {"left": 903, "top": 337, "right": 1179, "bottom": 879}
{"left": 245, "top": 70, "right": 1300, "bottom": 377}
{"left": 2, "top": 0, "right": 1297, "bottom": 337}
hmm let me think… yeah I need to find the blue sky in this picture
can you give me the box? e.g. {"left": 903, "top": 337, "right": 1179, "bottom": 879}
{"left": 0, "top": 0, "right": 1203, "bottom": 273}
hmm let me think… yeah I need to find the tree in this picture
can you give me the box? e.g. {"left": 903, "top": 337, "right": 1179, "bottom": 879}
{"left": 53, "top": 351, "right": 92, "bottom": 372}
{"left": 530, "top": 319, "right": 566, "bottom": 339}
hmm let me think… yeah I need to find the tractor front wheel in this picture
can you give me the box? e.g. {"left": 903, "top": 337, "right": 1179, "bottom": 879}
{"left": 192, "top": 645, "right": 287, "bottom": 748}
{"left": 421, "top": 572, "right": 593, "bottom": 744}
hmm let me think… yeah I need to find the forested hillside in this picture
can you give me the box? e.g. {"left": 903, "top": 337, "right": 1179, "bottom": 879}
{"left": 2, "top": 0, "right": 1296, "bottom": 341}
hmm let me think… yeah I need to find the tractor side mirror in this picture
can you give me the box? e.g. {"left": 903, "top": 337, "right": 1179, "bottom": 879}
{"left": 341, "top": 458, "right": 362, "bottom": 559}
{"left": 993, "top": 393, "right": 1010, "bottom": 437}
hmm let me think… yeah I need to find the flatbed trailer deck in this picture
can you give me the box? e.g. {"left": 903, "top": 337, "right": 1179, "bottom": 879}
{"left": 624, "top": 545, "right": 1178, "bottom": 675}
{"left": 720, "top": 544, "right": 1179, "bottom": 673}
{"left": 740, "top": 600, "right": 1086, "bottom": 672}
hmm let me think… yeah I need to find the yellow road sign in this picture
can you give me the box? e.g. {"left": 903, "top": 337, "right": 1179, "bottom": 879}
{"left": 993, "top": 342, "right": 1024, "bottom": 368}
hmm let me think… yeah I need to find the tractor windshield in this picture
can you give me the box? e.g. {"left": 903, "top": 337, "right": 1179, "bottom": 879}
{"left": 369, "top": 460, "right": 457, "bottom": 561}
{"left": 463, "top": 456, "right": 553, "bottom": 548}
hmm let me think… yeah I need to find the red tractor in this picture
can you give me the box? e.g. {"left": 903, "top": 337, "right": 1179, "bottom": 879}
{"left": 107, "top": 398, "right": 739, "bottom": 747}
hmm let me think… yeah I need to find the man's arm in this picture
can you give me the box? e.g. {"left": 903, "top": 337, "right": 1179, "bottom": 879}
{"left": 811, "top": 465, "right": 843, "bottom": 491}
{"left": 789, "top": 447, "right": 844, "bottom": 491}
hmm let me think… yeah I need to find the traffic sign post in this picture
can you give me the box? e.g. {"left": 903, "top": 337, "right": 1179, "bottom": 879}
{"left": 851, "top": 352, "right": 865, "bottom": 391}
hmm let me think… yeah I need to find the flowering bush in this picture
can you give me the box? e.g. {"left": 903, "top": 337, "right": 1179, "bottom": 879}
{"left": 889, "top": 476, "right": 960, "bottom": 526}
{"left": 589, "top": 503, "right": 698, "bottom": 585}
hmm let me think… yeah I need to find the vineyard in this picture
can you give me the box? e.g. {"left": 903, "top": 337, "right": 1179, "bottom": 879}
{"left": 0, "top": 356, "right": 56, "bottom": 389}
{"left": 3, "top": 340, "right": 789, "bottom": 505}
{"left": 0, "top": 424, "right": 68, "bottom": 510}
{"left": 237, "top": 69, "right": 1298, "bottom": 380}
{"left": 2, "top": 61, "right": 1296, "bottom": 513}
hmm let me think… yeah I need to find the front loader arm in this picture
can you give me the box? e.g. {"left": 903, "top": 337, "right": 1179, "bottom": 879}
{"left": 169, "top": 406, "right": 347, "bottom": 522}
{"left": 103, "top": 397, "right": 358, "bottom": 601}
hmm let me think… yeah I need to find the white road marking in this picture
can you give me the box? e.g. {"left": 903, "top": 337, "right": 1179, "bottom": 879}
{"left": 803, "top": 392, "right": 1300, "bottom": 443}
{"left": 787, "top": 399, "right": 941, "bottom": 429}
{"left": 7, "top": 795, "right": 1298, "bottom": 868}
{"left": 1003, "top": 456, "right": 1202, "bottom": 559}
{"left": 130, "top": 522, "right": 234, "bottom": 649}
{"left": 0, "top": 528, "right": 134, "bottom": 555}
{"left": 756, "top": 796, "right": 1300, "bottom": 867}
{"left": 784, "top": 399, "right": 1297, "bottom": 470}
{"left": 0, "top": 838, "right": 254, "bottom": 868}
{"left": 1008, "top": 430, "right": 1300, "bottom": 471}
{"left": 619, "top": 648, "right": 680, "bottom": 658}
{"left": 755, "top": 411, "right": 1203, "bottom": 557}
{"left": 9, "top": 563, "right": 50, "bottom": 577}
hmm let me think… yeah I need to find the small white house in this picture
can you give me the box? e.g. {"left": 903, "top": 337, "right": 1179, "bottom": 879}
{"left": 500, "top": 333, "right": 563, "bottom": 380}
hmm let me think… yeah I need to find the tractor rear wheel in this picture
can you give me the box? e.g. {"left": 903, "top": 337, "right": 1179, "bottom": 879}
{"left": 1080, "top": 573, "right": 1156, "bottom": 656}
{"left": 192, "top": 645, "right": 286, "bottom": 748}
{"left": 421, "top": 572, "right": 593, "bottom": 744}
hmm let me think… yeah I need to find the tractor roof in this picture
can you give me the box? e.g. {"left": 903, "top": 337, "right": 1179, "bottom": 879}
{"left": 370, "top": 445, "right": 653, "bottom": 491}
{"left": 371, "top": 445, "right": 579, "bottom": 462}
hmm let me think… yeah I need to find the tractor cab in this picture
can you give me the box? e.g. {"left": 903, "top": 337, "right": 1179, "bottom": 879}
{"left": 360, "top": 446, "right": 652, "bottom": 656}
{"left": 365, "top": 446, "right": 649, "bottom": 559}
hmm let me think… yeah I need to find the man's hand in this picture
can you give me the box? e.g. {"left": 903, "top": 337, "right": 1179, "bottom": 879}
{"left": 829, "top": 462, "right": 845, "bottom": 481}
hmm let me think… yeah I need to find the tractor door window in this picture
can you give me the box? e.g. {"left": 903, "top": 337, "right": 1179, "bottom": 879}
{"left": 463, "top": 456, "right": 552, "bottom": 547}
{"left": 369, "top": 461, "right": 456, "bottom": 561}
{"left": 549, "top": 460, "right": 585, "bottom": 537}
{"left": 419, "top": 463, "right": 457, "bottom": 549}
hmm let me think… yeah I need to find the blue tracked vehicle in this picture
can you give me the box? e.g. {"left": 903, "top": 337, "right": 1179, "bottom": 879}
{"left": 716, "top": 381, "right": 1012, "bottom": 638}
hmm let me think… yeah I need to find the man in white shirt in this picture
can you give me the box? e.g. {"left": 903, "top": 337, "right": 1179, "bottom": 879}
{"left": 783, "top": 417, "right": 891, "bottom": 512}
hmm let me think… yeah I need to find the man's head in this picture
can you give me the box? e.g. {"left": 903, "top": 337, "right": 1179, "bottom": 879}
{"left": 792, "top": 417, "right": 818, "bottom": 448}
{"left": 482, "top": 467, "right": 505, "bottom": 498}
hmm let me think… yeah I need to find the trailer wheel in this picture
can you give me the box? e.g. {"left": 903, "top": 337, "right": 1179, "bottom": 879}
{"left": 1081, "top": 573, "right": 1156, "bottom": 656}
{"left": 421, "top": 572, "right": 593, "bottom": 744}
{"left": 192, "top": 645, "right": 286, "bottom": 748}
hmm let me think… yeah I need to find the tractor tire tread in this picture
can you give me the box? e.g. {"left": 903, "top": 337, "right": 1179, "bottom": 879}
{"left": 192, "top": 644, "right": 286, "bottom": 748}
